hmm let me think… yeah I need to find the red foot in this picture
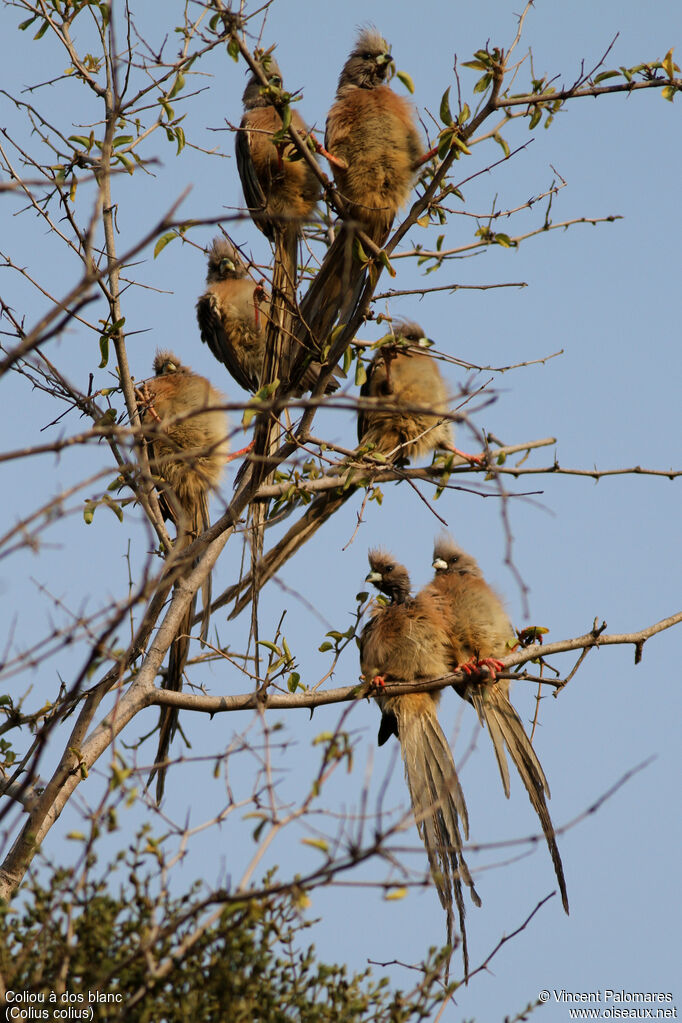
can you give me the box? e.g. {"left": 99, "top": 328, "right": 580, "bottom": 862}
{"left": 446, "top": 443, "right": 485, "bottom": 465}
{"left": 371, "top": 674, "right": 386, "bottom": 689}
{"left": 253, "top": 280, "right": 267, "bottom": 329}
{"left": 226, "top": 439, "right": 255, "bottom": 463}
{"left": 457, "top": 657, "right": 505, "bottom": 680}
{"left": 412, "top": 144, "right": 439, "bottom": 169}
{"left": 312, "top": 133, "right": 348, "bottom": 171}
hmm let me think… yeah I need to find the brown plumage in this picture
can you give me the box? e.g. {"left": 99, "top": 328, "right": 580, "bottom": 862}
{"left": 217, "top": 321, "right": 468, "bottom": 620}
{"left": 291, "top": 29, "right": 424, "bottom": 372}
{"left": 326, "top": 27, "right": 423, "bottom": 246}
{"left": 235, "top": 53, "right": 323, "bottom": 652}
{"left": 196, "top": 235, "right": 342, "bottom": 395}
{"left": 139, "top": 350, "right": 229, "bottom": 802}
{"left": 196, "top": 237, "right": 268, "bottom": 393}
{"left": 424, "top": 536, "right": 569, "bottom": 914}
{"left": 358, "top": 322, "right": 455, "bottom": 461}
{"left": 235, "top": 53, "right": 320, "bottom": 275}
{"left": 360, "top": 550, "right": 480, "bottom": 977}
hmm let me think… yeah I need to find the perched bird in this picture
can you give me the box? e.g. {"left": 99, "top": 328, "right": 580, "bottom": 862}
{"left": 196, "top": 237, "right": 268, "bottom": 394}
{"left": 235, "top": 52, "right": 321, "bottom": 636}
{"left": 137, "top": 351, "right": 230, "bottom": 802}
{"left": 325, "top": 27, "right": 423, "bottom": 246}
{"left": 216, "top": 321, "right": 479, "bottom": 620}
{"left": 235, "top": 51, "right": 320, "bottom": 288}
{"left": 425, "top": 536, "right": 569, "bottom": 914}
{"left": 291, "top": 28, "right": 424, "bottom": 376}
{"left": 358, "top": 322, "right": 467, "bottom": 462}
{"left": 196, "top": 235, "right": 342, "bottom": 395}
{"left": 360, "top": 550, "right": 480, "bottom": 977}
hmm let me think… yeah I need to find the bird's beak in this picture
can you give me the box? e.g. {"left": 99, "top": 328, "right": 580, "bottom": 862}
{"left": 366, "top": 570, "right": 383, "bottom": 584}
{"left": 433, "top": 558, "right": 448, "bottom": 571}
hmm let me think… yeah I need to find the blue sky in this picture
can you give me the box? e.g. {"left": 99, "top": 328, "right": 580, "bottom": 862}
{"left": 1, "top": 1, "right": 680, "bottom": 1018}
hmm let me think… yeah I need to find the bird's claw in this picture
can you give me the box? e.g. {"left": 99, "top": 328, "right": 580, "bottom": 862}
{"left": 457, "top": 657, "right": 505, "bottom": 680}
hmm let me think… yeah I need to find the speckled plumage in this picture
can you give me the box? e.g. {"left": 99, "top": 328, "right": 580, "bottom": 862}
{"left": 424, "top": 536, "right": 569, "bottom": 914}
{"left": 360, "top": 549, "right": 480, "bottom": 978}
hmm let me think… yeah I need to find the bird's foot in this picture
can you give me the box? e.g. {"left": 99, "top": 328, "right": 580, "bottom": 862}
{"left": 312, "top": 135, "right": 348, "bottom": 170}
{"left": 370, "top": 674, "right": 386, "bottom": 689}
{"left": 253, "top": 280, "right": 267, "bottom": 328}
{"left": 457, "top": 657, "right": 505, "bottom": 680}
{"left": 412, "top": 144, "right": 440, "bottom": 170}
{"left": 445, "top": 443, "right": 485, "bottom": 465}
{"left": 135, "top": 382, "right": 161, "bottom": 424}
{"left": 226, "top": 439, "right": 255, "bottom": 463}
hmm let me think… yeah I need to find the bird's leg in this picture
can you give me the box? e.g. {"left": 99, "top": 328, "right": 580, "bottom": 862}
{"left": 444, "top": 441, "right": 485, "bottom": 465}
{"left": 253, "top": 280, "right": 268, "bottom": 329}
{"left": 135, "top": 382, "right": 161, "bottom": 424}
{"left": 225, "top": 439, "right": 255, "bottom": 463}
{"left": 370, "top": 674, "right": 387, "bottom": 689}
{"left": 412, "top": 144, "right": 440, "bottom": 169}
{"left": 310, "top": 132, "right": 348, "bottom": 171}
{"left": 457, "top": 656, "right": 506, "bottom": 680}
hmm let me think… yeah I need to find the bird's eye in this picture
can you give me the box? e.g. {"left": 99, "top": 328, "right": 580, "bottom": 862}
{"left": 386, "top": 563, "right": 395, "bottom": 573}
{"left": 363, "top": 52, "right": 373, "bottom": 60}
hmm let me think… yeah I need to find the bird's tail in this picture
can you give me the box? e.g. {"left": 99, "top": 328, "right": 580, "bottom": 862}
{"left": 223, "top": 487, "right": 353, "bottom": 619}
{"left": 391, "top": 693, "right": 481, "bottom": 978}
{"left": 469, "top": 683, "right": 569, "bottom": 914}
{"left": 291, "top": 224, "right": 366, "bottom": 382}
{"left": 148, "top": 496, "right": 208, "bottom": 804}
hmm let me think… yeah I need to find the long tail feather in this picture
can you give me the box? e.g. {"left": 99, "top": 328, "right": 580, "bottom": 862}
{"left": 393, "top": 694, "right": 480, "bottom": 978}
{"left": 472, "top": 685, "right": 569, "bottom": 913}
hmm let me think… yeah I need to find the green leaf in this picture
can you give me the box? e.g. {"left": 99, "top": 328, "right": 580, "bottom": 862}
{"left": 34, "top": 19, "right": 49, "bottom": 40}
{"left": 528, "top": 106, "right": 542, "bottom": 130}
{"left": 227, "top": 36, "right": 240, "bottom": 61}
{"left": 69, "top": 135, "right": 93, "bottom": 150}
{"left": 158, "top": 97, "right": 174, "bottom": 120}
{"left": 168, "top": 71, "right": 185, "bottom": 99}
{"left": 662, "top": 48, "right": 676, "bottom": 80}
{"left": 287, "top": 672, "right": 301, "bottom": 693}
{"left": 354, "top": 361, "right": 367, "bottom": 387}
{"left": 493, "top": 133, "right": 510, "bottom": 158}
{"left": 174, "top": 126, "right": 186, "bottom": 155}
{"left": 83, "top": 502, "right": 95, "bottom": 525}
{"left": 494, "top": 233, "right": 512, "bottom": 248}
{"left": 378, "top": 249, "right": 395, "bottom": 277}
{"left": 318, "top": 641, "right": 333, "bottom": 652}
{"left": 593, "top": 70, "right": 620, "bottom": 84}
{"left": 458, "top": 103, "right": 470, "bottom": 124}
{"left": 113, "top": 135, "right": 133, "bottom": 147}
{"left": 384, "top": 887, "right": 408, "bottom": 901}
{"left": 661, "top": 85, "right": 676, "bottom": 101}
{"left": 153, "top": 231, "right": 177, "bottom": 258}
{"left": 258, "top": 640, "right": 281, "bottom": 655}
{"left": 451, "top": 135, "right": 472, "bottom": 155}
{"left": 473, "top": 72, "right": 492, "bottom": 95}
{"left": 301, "top": 838, "right": 329, "bottom": 854}
{"left": 98, "top": 334, "right": 109, "bottom": 369}
{"left": 396, "top": 70, "right": 414, "bottom": 94}
{"left": 461, "top": 59, "right": 487, "bottom": 71}
{"left": 439, "top": 87, "right": 453, "bottom": 125}
{"left": 437, "top": 129, "right": 453, "bottom": 160}
{"left": 18, "top": 15, "right": 38, "bottom": 30}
